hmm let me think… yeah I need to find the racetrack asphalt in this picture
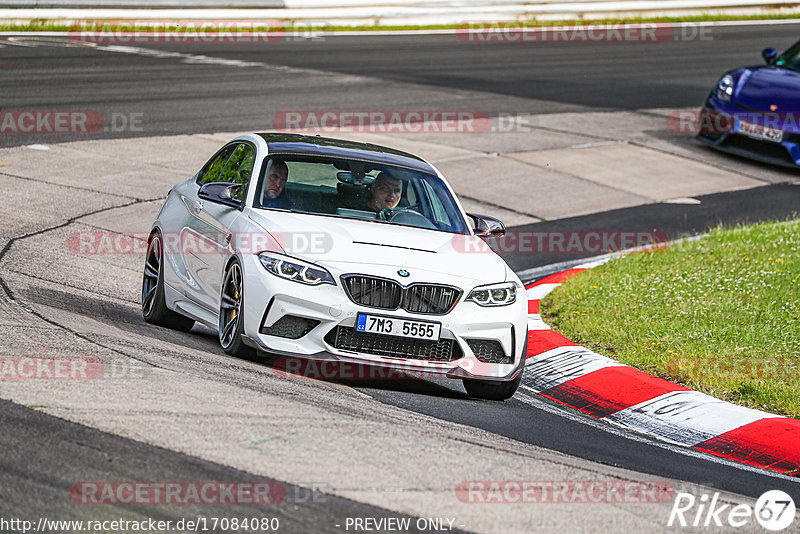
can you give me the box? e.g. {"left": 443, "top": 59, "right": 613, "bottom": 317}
{"left": 2, "top": 23, "right": 800, "bottom": 147}
{"left": 0, "top": 399, "right": 450, "bottom": 534}
{"left": 2, "top": 23, "right": 800, "bottom": 532}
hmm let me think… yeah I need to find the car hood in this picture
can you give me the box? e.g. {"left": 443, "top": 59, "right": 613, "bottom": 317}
{"left": 734, "top": 66, "right": 800, "bottom": 116}
{"left": 246, "top": 210, "right": 508, "bottom": 285}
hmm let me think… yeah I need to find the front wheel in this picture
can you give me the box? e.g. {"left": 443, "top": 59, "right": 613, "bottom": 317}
{"left": 219, "top": 259, "right": 256, "bottom": 358}
{"left": 463, "top": 371, "right": 522, "bottom": 401}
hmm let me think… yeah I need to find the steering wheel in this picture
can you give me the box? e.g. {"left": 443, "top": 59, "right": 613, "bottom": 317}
{"left": 388, "top": 208, "right": 437, "bottom": 229}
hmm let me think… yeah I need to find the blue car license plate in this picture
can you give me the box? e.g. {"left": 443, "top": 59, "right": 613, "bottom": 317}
{"left": 735, "top": 119, "right": 784, "bottom": 143}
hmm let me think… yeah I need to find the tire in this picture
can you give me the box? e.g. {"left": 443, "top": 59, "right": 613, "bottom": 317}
{"left": 142, "top": 232, "right": 195, "bottom": 332}
{"left": 219, "top": 259, "right": 256, "bottom": 358}
{"left": 463, "top": 371, "right": 522, "bottom": 401}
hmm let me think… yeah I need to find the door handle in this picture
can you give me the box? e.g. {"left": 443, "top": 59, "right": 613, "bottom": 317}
{"left": 194, "top": 201, "right": 203, "bottom": 214}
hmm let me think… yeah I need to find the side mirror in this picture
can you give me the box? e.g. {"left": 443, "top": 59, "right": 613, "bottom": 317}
{"left": 467, "top": 212, "right": 506, "bottom": 238}
{"left": 198, "top": 182, "right": 243, "bottom": 209}
{"left": 762, "top": 47, "right": 778, "bottom": 64}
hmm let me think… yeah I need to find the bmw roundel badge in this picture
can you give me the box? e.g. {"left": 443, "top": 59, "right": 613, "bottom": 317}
{"left": 398, "top": 269, "right": 410, "bottom": 277}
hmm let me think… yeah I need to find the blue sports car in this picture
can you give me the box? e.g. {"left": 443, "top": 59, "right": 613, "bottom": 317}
{"left": 698, "top": 41, "right": 800, "bottom": 168}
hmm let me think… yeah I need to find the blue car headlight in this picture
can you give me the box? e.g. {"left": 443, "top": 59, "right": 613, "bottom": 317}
{"left": 716, "top": 74, "right": 735, "bottom": 101}
{"left": 466, "top": 282, "right": 517, "bottom": 307}
{"left": 258, "top": 253, "right": 335, "bottom": 286}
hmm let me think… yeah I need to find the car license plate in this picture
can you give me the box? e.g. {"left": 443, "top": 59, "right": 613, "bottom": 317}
{"left": 356, "top": 313, "right": 441, "bottom": 341}
{"left": 735, "top": 119, "right": 784, "bottom": 143}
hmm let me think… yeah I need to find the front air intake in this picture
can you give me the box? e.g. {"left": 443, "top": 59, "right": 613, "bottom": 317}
{"left": 325, "top": 326, "right": 463, "bottom": 362}
{"left": 261, "top": 315, "right": 320, "bottom": 339}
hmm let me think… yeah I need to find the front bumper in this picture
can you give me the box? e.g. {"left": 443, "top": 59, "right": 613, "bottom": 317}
{"left": 240, "top": 255, "right": 528, "bottom": 382}
{"left": 697, "top": 97, "right": 800, "bottom": 169}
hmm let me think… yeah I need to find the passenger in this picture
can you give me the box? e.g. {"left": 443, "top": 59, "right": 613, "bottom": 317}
{"left": 261, "top": 159, "right": 292, "bottom": 209}
{"left": 363, "top": 172, "right": 402, "bottom": 212}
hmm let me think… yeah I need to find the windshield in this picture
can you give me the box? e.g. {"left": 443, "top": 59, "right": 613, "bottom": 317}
{"left": 775, "top": 42, "right": 800, "bottom": 72}
{"left": 253, "top": 155, "right": 469, "bottom": 235}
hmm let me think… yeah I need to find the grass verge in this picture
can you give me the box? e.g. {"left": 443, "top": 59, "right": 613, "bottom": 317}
{"left": 3, "top": 14, "right": 800, "bottom": 33}
{"left": 541, "top": 218, "right": 800, "bottom": 418}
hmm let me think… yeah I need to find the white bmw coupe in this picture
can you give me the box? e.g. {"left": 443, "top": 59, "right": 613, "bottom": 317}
{"left": 142, "top": 133, "right": 527, "bottom": 400}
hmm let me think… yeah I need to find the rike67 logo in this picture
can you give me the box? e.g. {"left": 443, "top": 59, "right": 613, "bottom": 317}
{"left": 668, "top": 490, "right": 795, "bottom": 531}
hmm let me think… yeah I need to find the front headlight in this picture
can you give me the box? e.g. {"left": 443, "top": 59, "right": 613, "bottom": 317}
{"left": 716, "top": 74, "right": 735, "bottom": 101}
{"left": 258, "top": 253, "right": 335, "bottom": 286}
{"left": 466, "top": 282, "right": 517, "bottom": 307}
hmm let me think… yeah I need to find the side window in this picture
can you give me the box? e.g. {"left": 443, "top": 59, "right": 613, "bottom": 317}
{"left": 197, "top": 144, "right": 237, "bottom": 185}
{"left": 219, "top": 144, "right": 256, "bottom": 201}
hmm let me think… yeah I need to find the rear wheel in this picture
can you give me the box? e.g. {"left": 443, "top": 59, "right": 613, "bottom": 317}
{"left": 463, "top": 371, "right": 522, "bottom": 401}
{"left": 141, "top": 233, "right": 195, "bottom": 332}
{"left": 219, "top": 259, "right": 256, "bottom": 358}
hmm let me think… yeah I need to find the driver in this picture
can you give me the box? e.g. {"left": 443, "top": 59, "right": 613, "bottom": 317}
{"left": 261, "top": 159, "right": 292, "bottom": 209}
{"left": 364, "top": 171, "right": 402, "bottom": 212}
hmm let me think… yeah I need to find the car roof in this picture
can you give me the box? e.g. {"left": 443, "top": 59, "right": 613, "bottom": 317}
{"left": 255, "top": 133, "right": 436, "bottom": 174}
